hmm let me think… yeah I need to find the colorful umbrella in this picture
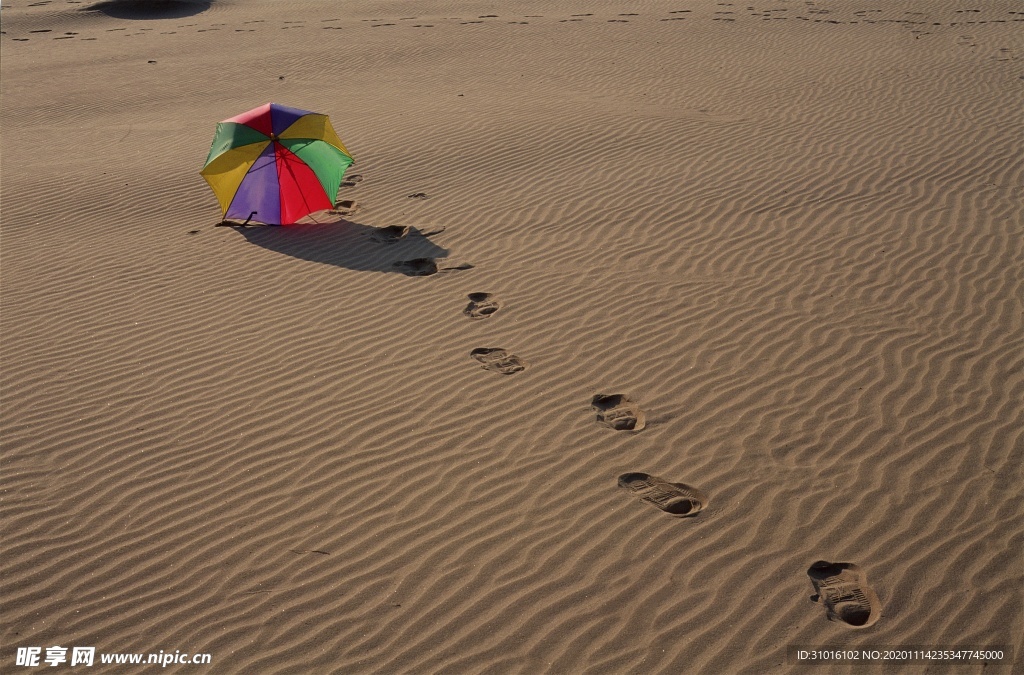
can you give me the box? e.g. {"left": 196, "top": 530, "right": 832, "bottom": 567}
{"left": 200, "top": 103, "right": 354, "bottom": 225}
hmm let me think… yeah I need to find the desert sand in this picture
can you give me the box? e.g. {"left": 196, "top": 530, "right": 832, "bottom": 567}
{"left": 2, "top": 0, "right": 1022, "bottom": 672}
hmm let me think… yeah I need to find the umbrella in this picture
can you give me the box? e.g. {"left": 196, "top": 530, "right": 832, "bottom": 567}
{"left": 200, "top": 103, "right": 354, "bottom": 225}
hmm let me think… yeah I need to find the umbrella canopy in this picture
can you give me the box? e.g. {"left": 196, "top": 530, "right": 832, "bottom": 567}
{"left": 200, "top": 103, "right": 354, "bottom": 225}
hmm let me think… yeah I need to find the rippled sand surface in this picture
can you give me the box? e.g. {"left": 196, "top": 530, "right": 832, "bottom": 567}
{"left": 3, "top": 0, "right": 1022, "bottom": 672}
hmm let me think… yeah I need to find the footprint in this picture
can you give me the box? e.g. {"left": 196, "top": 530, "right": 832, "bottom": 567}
{"left": 618, "top": 473, "right": 708, "bottom": 517}
{"left": 464, "top": 292, "right": 501, "bottom": 319}
{"left": 591, "top": 394, "right": 646, "bottom": 431}
{"left": 393, "top": 258, "right": 472, "bottom": 276}
{"left": 370, "top": 225, "right": 412, "bottom": 244}
{"left": 393, "top": 258, "right": 438, "bottom": 276}
{"left": 407, "top": 192, "right": 428, "bottom": 199}
{"left": 368, "top": 224, "right": 445, "bottom": 244}
{"left": 341, "top": 173, "right": 363, "bottom": 187}
{"left": 332, "top": 199, "right": 358, "bottom": 215}
{"left": 807, "top": 561, "right": 882, "bottom": 628}
{"left": 470, "top": 348, "right": 525, "bottom": 375}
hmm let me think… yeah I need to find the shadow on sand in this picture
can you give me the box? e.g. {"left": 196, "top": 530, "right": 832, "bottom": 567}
{"left": 85, "top": 0, "right": 212, "bottom": 19}
{"left": 224, "top": 219, "right": 471, "bottom": 276}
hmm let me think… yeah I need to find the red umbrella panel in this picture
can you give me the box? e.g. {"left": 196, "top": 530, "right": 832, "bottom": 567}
{"left": 201, "top": 103, "right": 354, "bottom": 225}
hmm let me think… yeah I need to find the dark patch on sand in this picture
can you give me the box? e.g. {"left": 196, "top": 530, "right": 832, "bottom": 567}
{"left": 85, "top": 0, "right": 212, "bottom": 19}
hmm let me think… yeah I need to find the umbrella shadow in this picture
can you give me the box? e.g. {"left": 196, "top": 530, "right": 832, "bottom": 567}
{"left": 225, "top": 219, "right": 471, "bottom": 276}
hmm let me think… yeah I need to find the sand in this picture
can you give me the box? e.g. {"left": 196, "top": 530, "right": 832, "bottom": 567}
{"left": 2, "top": 0, "right": 1022, "bottom": 672}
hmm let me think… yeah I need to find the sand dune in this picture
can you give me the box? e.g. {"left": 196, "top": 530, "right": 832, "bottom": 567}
{"left": 2, "top": 0, "right": 1022, "bottom": 672}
